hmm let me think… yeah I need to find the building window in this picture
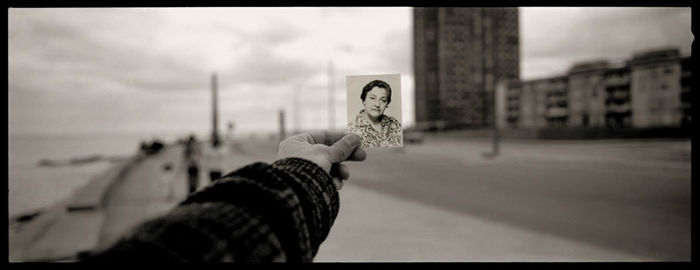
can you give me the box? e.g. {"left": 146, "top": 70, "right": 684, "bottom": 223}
{"left": 426, "top": 30, "right": 435, "bottom": 42}
{"left": 650, "top": 99, "right": 665, "bottom": 112}
{"left": 508, "top": 36, "right": 518, "bottom": 45}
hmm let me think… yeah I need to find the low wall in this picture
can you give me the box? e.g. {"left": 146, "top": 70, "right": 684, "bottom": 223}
{"left": 10, "top": 152, "right": 145, "bottom": 262}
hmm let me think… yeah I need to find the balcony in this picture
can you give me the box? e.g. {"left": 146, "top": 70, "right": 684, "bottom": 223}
{"left": 605, "top": 76, "right": 630, "bottom": 86}
{"left": 547, "top": 95, "right": 568, "bottom": 104}
{"left": 610, "top": 91, "right": 629, "bottom": 99}
{"left": 605, "top": 91, "right": 630, "bottom": 104}
{"left": 546, "top": 107, "right": 568, "bottom": 118}
{"left": 606, "top": 104, "right": 631, "bottom": 113}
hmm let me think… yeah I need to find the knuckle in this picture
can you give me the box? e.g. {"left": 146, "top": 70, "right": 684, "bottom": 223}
{"left": 301, "top": 132, "right": 314, "bottom": 142}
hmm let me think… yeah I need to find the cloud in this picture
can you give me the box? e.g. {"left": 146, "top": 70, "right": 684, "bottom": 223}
{"left": 9, "top": 8, "right": 210, "bottom": 95}
{"left": 223, "top": 45, "right": 322, "bottom": 88}
{"left": 377, "top": 29, "right": 413, "bottom": 75}
{"left": 7, "top": 8, "right": 409, "bottom": 135}
{"left": 521, "top": 7, "right": 692, "bottom": 80}
{"left": 256, "top": 23, "right": 304, "bottom": 45}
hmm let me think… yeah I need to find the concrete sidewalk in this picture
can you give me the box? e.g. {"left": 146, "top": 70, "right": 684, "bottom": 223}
{"left": 96, "top": 145, "right": 187, "bottom": 250}
{"left": 315, "top": 184, "right": 649, "bottom": 262}
{"left": 96, "top": 142, "right": 252, "bottom": 251}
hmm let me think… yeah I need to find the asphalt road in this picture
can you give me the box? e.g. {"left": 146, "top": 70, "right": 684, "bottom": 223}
{"left": 344, "top": 137, "right": 691, "bottom": 260}
{"left": 233, "top": 136, "right": 691, "bottom": 260}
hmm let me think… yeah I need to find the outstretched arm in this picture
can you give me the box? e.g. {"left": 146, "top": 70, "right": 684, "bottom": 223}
{"left": 84, "top": 132, "right": 365, "bottom": 262}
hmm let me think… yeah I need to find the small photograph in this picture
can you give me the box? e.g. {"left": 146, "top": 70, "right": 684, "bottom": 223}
{"left": 346, "top": 74, "right": 403, "bottom": 148}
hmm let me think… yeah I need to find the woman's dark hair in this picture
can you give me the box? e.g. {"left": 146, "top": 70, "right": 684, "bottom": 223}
{"left": 360, "top": 80, "right": 392, "bottom": 105}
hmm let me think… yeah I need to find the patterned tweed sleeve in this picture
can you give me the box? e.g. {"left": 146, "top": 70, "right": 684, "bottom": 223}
{"left": 84, "top": 158, "right": 339, "bottom": 262}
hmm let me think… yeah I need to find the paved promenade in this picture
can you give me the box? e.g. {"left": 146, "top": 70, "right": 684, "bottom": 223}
{"left": 96, "top": 142, "right": 258, "bottom": 250}
{"left": 9, "top": 137, "right": 690, "bottom": 262}
{"left": 96, "top": 145, "right": 187, "bottom": 250}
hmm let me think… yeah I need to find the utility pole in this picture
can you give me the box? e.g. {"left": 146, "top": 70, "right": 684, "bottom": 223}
{"left": 293, "top": 85, "right": 300, "bottom": 134}
{"left": 481, "top": 9, "right": 500, "bottom": 159}
{"left": 211, "top": 73, "right": 220, "bottom": 148}
{"left": 493, "top": 79, "right": 506, "bottom": 155}
{"left": 328, "top": 60, "right": 335, "bottom": 130}
{"left": 481, "top": 8, "right": 488, "bottom": 128}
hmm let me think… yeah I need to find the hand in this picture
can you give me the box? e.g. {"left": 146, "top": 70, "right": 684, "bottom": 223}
{"left": 277, "top": 131, "right": 366, "bottom": 190}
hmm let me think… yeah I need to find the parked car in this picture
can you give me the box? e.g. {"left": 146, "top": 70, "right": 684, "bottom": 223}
{"left": 404, "top": 129, "right": 425, "bottom": 144}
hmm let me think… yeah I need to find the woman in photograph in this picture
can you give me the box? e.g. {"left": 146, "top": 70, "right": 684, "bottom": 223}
{"left": 349, "top": 79, "right": 402, "bottom": 148}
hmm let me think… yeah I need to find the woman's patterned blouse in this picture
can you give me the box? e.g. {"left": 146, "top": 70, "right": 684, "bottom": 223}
{"left": 348, "top": 109, "right": 402, "bottom": 148}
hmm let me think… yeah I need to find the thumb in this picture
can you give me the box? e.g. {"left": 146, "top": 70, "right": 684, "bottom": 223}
{"left": 327, "top": 133, "right": 361, "bottom": 164}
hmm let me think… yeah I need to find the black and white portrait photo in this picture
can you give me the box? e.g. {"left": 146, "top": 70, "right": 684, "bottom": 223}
{"left": 8, "top": 7, "right": 691, "bottom": 263}
{"left": 346, "top": 74, "right": 403, "bottom": 148}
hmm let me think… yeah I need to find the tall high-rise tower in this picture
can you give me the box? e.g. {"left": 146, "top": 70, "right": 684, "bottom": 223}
{"left": 414, "top": 7, "right": 520, "bottom": 130}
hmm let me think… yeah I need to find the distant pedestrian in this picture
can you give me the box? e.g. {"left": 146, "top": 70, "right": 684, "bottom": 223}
{"left": 84, "top": 131, "right": 365, "bottom": 262}
{"left": 226, "top": 122, "right": 236, "bottom": 154}
{"left": 187, "top": 163, "right": 199, "bottom": 194}
{"left": 226, "top": 122, "right": 235, "bottom": 142}
{"left": 184, "top": 135, "right": 200, "bottom": 194}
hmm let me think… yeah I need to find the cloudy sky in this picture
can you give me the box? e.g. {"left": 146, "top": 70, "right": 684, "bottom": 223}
{"left": 8, "top": 7, "right": 692, "bottom": 138}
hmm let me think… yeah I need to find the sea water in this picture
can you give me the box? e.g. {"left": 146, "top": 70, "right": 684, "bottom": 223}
{"left": 8, "top": 133, "right": 150, "bottom": 218}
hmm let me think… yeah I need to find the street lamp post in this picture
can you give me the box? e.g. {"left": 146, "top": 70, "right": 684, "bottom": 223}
{"left": 211, "top": 73, "right": 220, "bottom": 148}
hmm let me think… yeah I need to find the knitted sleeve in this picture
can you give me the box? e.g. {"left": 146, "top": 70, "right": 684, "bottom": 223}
{"left": 84, "top": 157, "right": 339, "bottom": 262}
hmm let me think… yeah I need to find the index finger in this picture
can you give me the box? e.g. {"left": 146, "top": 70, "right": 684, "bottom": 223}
{"left": 307, "top": 130, "right": 350, "bottom": 146}
{"left": 308, "top": 131, "right": 366, "bottom": 161}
